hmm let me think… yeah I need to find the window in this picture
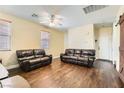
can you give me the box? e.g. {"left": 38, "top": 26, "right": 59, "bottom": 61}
{"left": 41, "top": 31, "right": 50, "bottom": 49}
{"left": 0, "top": 19, "right": 11, "bottom": 51}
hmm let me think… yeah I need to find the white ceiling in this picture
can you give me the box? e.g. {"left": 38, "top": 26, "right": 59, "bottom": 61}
{"left": 0, "top": 5, "right": 120, "bottom": 30}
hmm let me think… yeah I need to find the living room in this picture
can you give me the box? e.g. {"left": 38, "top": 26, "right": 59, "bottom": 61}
{"left": 0, "top": 2, "right": 124, "bottom": 90}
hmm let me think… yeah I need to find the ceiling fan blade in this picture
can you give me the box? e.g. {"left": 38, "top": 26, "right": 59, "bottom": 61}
{"left": 39, "top": 17, "right": 50, "bottom": 21}
{"left": 40, "top": 20, "right": 49, "bottom": 23}
{"left": 55, "top": 15, "right": 64, "bottom": 18}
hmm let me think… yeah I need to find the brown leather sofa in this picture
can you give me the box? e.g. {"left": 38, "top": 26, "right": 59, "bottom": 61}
{"left": 60, "top": 49, "right": 95, "bottom": 67}
{"left": 16, "top": 49, "right": 52, "bottom": 72}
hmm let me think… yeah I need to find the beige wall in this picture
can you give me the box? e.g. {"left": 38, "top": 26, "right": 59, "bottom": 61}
{"left": 64, "top": 31, "right": 68, "bottom": 49}
{"left": 67, "top": 24, "right": 95, "bottom": 49}
{"left": 0, "top": 12, "right": 64, "bottom": 68}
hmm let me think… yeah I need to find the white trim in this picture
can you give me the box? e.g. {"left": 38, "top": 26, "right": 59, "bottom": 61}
{"left": 5, "top": 64, "right": 19, "bottom": 70}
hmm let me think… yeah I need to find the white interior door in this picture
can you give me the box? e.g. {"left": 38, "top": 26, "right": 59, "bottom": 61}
{"left": 98, "top": 28, "right": 112, "bottom": 60}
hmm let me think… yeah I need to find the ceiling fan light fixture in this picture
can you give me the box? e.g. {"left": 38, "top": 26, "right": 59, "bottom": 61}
{"left": 32, "top": 12, "right": 63, "bottom": 27}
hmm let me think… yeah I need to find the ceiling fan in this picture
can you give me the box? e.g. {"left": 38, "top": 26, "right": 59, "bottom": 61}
{"left": 32, "top": 12, "right": 64, "bottom": 27}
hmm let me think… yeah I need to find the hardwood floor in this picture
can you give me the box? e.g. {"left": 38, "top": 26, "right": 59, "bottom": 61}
{"left": 9, "top": 59, "right": 124, "bottom": 88}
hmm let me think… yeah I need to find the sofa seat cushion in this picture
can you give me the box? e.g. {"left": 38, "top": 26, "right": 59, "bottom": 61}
{"left": 40, "top": 57, "right": 49, "bottom": 61}
{"left": 18, "top": 57, "right": 27, "bottom": 61}
{"left": 19, "top": 56, "right": 35, "bottom": 61}
{"left": 67, "top": 54, "right": 73, "bottom": 56}
{"left": 62, "top": 55, "right": 77, "bottom": 60}
{"left": 62, "top": 55, "right": 71, "bottom": 59}
{"left": 26, "top": 56, "right": 35, "bottom": 60}
{"left": 35, "top": 55, "right": 44, "bottom": 58}
{"left": 77, "top": 57, "right": 88, "bottom": 61}
{"left": 29, "top": 58, "right": 41, "bottom": 64}
{"left": 80, "top": 55, "right": 89, "bottom": 57}
{"left": 74, "top": 54, "right": 80, "bottom": 57}
{"left": 70, "top": 56, "right": 77, "bottom": 60}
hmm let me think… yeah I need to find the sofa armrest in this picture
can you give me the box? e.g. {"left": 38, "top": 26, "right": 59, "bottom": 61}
{"left": 81, "top": 55, "right": 95, "bottom": 62}
{"left": 19, "top": 60, "right": 30, "bottom": 72}
{"left": 44, "top": 54, "right": 52, "bottom": 58}
{"left": 60, "top": 53, "right": 66, "bottom": 57}
{"left": 88, "top": 56, "right": 95, "bottom": 62}
{"left": 60, "top": 53, "right": 66, "bottom": 61}
{"left": 44, "top": 54, "right": 52, "bottom": 62}
{"left": 87, "top": 56, "right": 95, "bottom": 67}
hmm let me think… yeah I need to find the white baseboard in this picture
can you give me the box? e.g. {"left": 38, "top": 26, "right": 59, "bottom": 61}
{"left": 6, "top": 64, "right": 19, "bottom": 70}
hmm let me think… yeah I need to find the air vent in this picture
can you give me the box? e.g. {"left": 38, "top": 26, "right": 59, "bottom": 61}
{"left": 83, "top": 5, "right": 108, "bottom": 14}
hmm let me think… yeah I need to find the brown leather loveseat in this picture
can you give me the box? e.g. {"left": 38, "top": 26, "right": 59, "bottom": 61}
{"left": 16, "top": 49, "right": 52, "bottom": 72}
{"left": 60, "top": 49, "right": 95, "bottom": 67}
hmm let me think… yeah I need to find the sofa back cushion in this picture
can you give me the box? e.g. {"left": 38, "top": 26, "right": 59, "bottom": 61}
{"left": 33, "top": 49, "right": 46, "bottom": 58}
{"left": 81, "top": 50, "right": 95, "bottom": 56}
{"left": 74, "top": 49, "right": 81, "bottom": 57}
{"left": 16, "top": 50, "right": 34, "bottom": 61}
{"left": 65, "top": 49, "right": 75, "bottom": 56}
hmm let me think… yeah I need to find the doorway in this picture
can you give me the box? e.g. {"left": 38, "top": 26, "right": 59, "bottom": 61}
{"left": 94, "top": 24, "right": 113, "bottom": 61}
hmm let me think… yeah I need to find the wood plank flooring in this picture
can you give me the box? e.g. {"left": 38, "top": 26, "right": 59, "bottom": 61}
{"left": 9, "top": 59, "right": 124, "bottom": 88}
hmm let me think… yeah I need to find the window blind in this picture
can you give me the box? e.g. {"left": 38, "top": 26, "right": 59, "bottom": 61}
{"left": 41, "top": 31, "right": 50, "bottom": 49}
{"left": 0, "top": 19, "right": 11, "bottom": 51}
